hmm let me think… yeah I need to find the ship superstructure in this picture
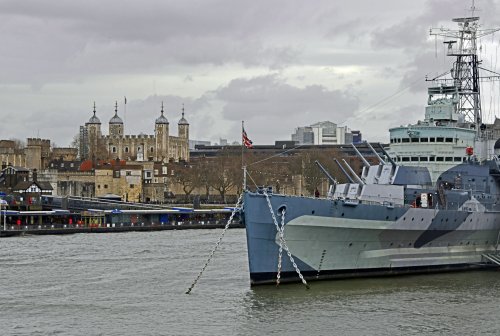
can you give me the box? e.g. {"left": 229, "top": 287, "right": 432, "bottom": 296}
{"left": 388, "top": 15, "right": 500, "bottom": 182}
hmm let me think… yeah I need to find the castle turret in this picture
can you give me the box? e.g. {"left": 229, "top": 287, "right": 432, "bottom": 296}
{"left": 109, "top": 101, "right": 124, "bottom": 137}
{"left": 155, "top": 102, "right": 169, "bottom": 161}
{"left": 85, "top": 102, "right": 102, "bottom": 161}
{"left": 178, "top": 104, "right": 190, "bottom": 161}
{"left": 178, "top": 104, "right": 189, "bottom": 139}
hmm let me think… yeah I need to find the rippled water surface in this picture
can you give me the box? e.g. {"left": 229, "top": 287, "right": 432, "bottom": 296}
{"left": 1, "top": 229, "right": 499, "bottom": 335}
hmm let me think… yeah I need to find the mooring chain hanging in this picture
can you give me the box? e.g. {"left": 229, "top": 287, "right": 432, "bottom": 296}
{"left": 276, "top": 208, "right": 285, "bottom": 286}
{"left": 185, "top": 193, "right": 244, "bottom": 294}
{"left": 262, "top": 190, "right": 309, "bottom": 289}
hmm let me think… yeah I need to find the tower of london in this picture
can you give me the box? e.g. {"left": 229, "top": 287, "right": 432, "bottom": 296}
{"left": 81, "top": 102, "right": 189, "bottom": 162}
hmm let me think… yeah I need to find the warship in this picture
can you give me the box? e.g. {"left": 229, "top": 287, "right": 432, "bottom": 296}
{"left": 243, "top": 14, "right": 500, "bottom": 286}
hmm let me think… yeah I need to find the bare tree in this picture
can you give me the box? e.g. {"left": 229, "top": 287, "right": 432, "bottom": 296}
{"left": 176, "top": 163, "right": 197, "bottom": 196}
{"left": 70, "top": 134, "right": 80, "bottom": 149}
{"left": 207, "top": 154, "right": 240, "bottom": 201}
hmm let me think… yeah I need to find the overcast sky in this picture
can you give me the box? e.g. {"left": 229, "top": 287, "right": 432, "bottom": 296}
{"left": 1, "top": 0, "right": 499, "bottom": 147}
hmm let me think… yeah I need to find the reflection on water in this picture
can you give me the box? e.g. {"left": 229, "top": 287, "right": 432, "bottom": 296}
{"left": 0, "top": 229, "right": 499, "bottom": 336}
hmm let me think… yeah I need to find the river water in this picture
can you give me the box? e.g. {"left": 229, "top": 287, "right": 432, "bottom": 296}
{"left": 0, "top": 229, "right": 499, "bottom": 335}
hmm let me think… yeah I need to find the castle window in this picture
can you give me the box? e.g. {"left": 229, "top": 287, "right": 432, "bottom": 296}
{"left": 104, "top": 184, "right": 108, "bottom": 189}
{"left": 125, "top": 147, "right": 129, "bottom": 153}
{"left": 112, "top": 146, "right": 117, "bottom": 153}
{"left": 150, "top": 147, "right": 154, "bottom": 153}
{"left": 130, "top": 184, "right": 135, "bottom": 188}
{"left": 126, "top": 171, "right": 131, "bottom": 176}
{"left": 137, "top": 147, "right": 141, "bottom": 152}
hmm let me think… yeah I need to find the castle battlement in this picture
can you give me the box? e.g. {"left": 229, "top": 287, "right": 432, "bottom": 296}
{"left": 27, "top": 138, "right": 51, "bottom": 147}
{"left": 123, "top": 134, "right": 155, "bottom": 139}
{"left": 82, "top": 105, "right": 189, "bottom": 162}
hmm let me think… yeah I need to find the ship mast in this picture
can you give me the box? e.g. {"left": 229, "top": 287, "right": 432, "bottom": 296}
{"left": 428, "top": 9, "right": 500, "bottom": 138}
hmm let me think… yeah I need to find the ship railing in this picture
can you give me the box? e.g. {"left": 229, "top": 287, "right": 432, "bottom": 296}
{"left": 0, "top": 219, "right": 240, "bottom": 231}
{"left": 332, "top": 196, "right": 406, "bottom": 208}
{"left": 446, "top": 47, "right": 474, "bottom": 56}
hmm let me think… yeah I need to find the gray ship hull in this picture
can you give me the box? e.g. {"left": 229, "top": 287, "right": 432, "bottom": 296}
{"left": 244, "top": 192, "right": 500, "bottom": 285}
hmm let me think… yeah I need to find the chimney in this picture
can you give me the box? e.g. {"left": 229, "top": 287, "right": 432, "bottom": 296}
{"left": 33, "top": 169, "right": 38, "bottom": 182}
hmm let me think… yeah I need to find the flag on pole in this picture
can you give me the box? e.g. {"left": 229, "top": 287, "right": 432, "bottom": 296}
{"left": 242, "top": 127, "right": 253, "bottom": 149}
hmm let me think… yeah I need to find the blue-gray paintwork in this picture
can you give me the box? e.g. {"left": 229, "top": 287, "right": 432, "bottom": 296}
{"left": 244, "top": 159, "right": 500, "bottom": 285}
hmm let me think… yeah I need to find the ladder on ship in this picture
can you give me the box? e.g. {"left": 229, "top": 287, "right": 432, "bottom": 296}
{"left": 482, "top": 253, "right": 500, "bottom": 266}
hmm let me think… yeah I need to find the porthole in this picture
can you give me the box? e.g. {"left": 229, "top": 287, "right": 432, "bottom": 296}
{"left": 348, "top": 243, "right": 353, "bottom": 247}
{"left": 341, "top": 213, "right": 344, "bottom": 217}
{"left": 311, "top": 210, "right": 315, "bottom": 215}
{"left": 411, "top": 217, "right": 414, "bottom": 221}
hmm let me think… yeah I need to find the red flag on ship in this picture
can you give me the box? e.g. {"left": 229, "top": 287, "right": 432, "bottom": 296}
{"left": 242, "top": 127, "right": 253, "bottom": 149}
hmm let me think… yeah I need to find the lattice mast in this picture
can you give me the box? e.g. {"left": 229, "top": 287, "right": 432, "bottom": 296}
{"left": 429, "top": 11, "right": 500, "bottom": 137}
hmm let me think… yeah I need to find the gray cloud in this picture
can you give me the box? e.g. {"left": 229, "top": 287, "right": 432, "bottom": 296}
{"left": 1, "top": 0, "right": 499, "bottom": 147}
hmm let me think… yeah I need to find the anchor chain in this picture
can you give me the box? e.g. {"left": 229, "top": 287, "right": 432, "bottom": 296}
{"left": 276, "top": 208, "right": 285, "bottom": 286}
{"left": 262, "top": 190, "right": 309, "bottom": 289}
{"left": 185, "top": 193, "right": 244, "bottom": 294}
